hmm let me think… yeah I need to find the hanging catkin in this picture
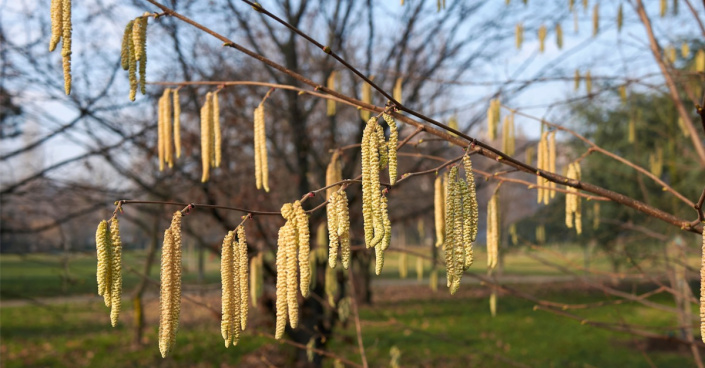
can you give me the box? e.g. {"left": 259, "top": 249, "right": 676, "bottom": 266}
{"left": 617, "top": 4, "right": 623, "bottom": 33}
{"left": 253, "top": 103, "right": 269, "bottom": 191}
{"left": 556, "top": 23, "right": 563, "bottom": 49}
{"left": 237, "top": 226, "right": 249, "bottom": 331}
{"left": 383, "top": 113, "right": 399, "bottom": 185}
{"left": 120, "top": 20, "right": 132, "bottom": 71}
{"left": 360, "top": 77, "right": 374, "bottom": 121}
{"left": 585, "top": 70, "right": 592, "bottom": 95}
{"left": 159, "top": 211, "right": 183, "bottom": 358}
{"left": 158, "top": 93, "right": 165, "bottom": 171}
{"left": 462, "top": 155, "right": 478, "bottom": 269}
{"left": 163, "top": 89, "right": 173, "bottom": 168}
{"left": 515, "top": 23, "right": 523, "bottom": 49}
{"left": 293, "top": 201, "right": 311, "bottom": 297}
{"left": 501, "top": 114, "right": 515, "bottom": 156}
{"left": 327, "top": 71, "right": 337, "bottom": 116}
{"left": 325, "top": 262, "right": 337, "bottom": 307}
{"left": 565, "top": 162, "right": 582, "bottom": 234}
{"left": 537, "top": 131, "right": 549, "bottom": 204}
{"left": 109, "top": 218, "right": 122, "bottom": 327}
{"left": 538, "top": 25, "right": 547, "bottom": 53}
{"left": 96, "top": 220, "right": 112, "bottom": 307}
{"left": 660, "top": 0, "right": 667, "bottom": 17}
{"left": 434, "top": 175, "right": 445, "bottom": 247}
{"left": 124, "top": 20, "right": 138, "bottom": 101}
{"left": 487, "top": 193, "right": 499, "bottom": 271}
{"left": 548, "top": 131, "right": 557, "bottom": 199}
{"left": 51, "top": 0, "right": 72, "bottom": 95}
{"left": 444, "top": 169, "right": 458, "bottom": 288}
{"left": 682, "top": 42, "right": 691, "bottom": 58}
{"left": 393, "top": 77, "right": 403, "bottom": 104}
{"left": 200, "top": 93, "right": 213, "bottom": 182}
{"left": 135, "top": 14, "right": 148, "bottom": 95}
{"left": 220, "top": 231, "right": 239, "bottom": 347}
{"left": 250, "top": 253, "right": 262, "bottom": 308}
{"left": 574, "top": 70, "right": 580, "bottom": 91}
{"left": 213, "top": 91, "right": 222, "bottom": 168}
{"left": 592, "top": 202, "right": 600, "bottom": 230}
{"left": 274, "top": 226, "right": 288, "bottom": 339}
{"left": 487, "top": 99, "right": 500, "bottom": 140}
{"left": 337, "top": 191, "right": 351, "bottom": 269}
{"left": 592, "top": 4, "right": 599, "bottom": 37}
{"left": 327, "top": 191, "right": 340, "bottom": 269}
{"left": 416, "top": 257, "right": 424, "bottom": 281}
{"left": 49, "top": 0, "right": 63, "bottom": 52}
{"left": 173, "top": 89, "right": 181, "bottom": 159}
{"left": 696, "top": 50, "right": 705, "bottom": 72}
{"left": 619, "top": 85, "right": 627, "bottom": 104}
{"left": 700, "top": 227, "right": 705, "bottom": 343}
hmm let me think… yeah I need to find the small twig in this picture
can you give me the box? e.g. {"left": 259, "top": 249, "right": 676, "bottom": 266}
{"left": 347, "top": 267, "right": 369, "bottom": 368}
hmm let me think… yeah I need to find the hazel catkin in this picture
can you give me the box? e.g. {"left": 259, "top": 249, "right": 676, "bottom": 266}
{"left": 109, "top": 218, "right": 123, "bottom": 327}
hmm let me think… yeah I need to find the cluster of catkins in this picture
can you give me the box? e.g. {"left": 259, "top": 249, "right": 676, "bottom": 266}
{"left": 361, "top": 114, "right": 398, "bottom": 275}
{"left": 49, "top": 0, "right": 72, "bottom": 94}
{"left": 536, "top": 130, "right": 556, "bottom": 204}
{"left": 275, "top": 201, "right": 310, "bottom": 339}
{"left": 220, "top": 226, "right": 250, "bottom": 347}
{"left": 564, "top": 161, "right": 582, "bottom": 235}
{"left": 157, "top": 89, "right": 181, "bottom": 170}
{"left": 120, "top": 14, "right": 149, "bottom": 101}
{"left": 95, "top": 217, "right": 122, "bottom": 327}
{"left": 199, "top": 92, "right": 222, "bottom": 182}
{"left": 326, "top": 153, "right": 351, "bottom": 269}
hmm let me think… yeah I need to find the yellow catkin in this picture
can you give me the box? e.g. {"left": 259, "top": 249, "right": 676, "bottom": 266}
{"left": 682, "top": 43, "right": 690, "bottom": 59}
{"left": 325, "top": 262, "right": 337, "bottom": 306}
{"left": 490, "top": 291, "right": 497, "bottom": 317}
{"left": 696, "top": 50, "right": 705, "bottom": 73}
{"left": 574, "top": 69, "right": 580, "bottom": 91}
{"left": 49, "top": 0, "right": 63, "bottom": 52}
{"left": 253, "top": 104, "right": 263, "bottom": 190}
{"left": 120, "top": 20, "right": 131, "bottom": 70}
{"left": 393, "top": 77, "right": 403, "bottom": 104}
{"left": 565, "top": 162, "right": 582, "bottom": 234}
{"left": 163, "top": 89, "right": 173, "bottom": 168}
{"left": 585, "top": 70, "right": 592, "bottom": 95}
{"left": 700, "top": 227, "right": 705, "bottom": 343}
{"left": 444, "top": 168, "right": 458, "bottom": 289}
{"left": 158, "top": 94, "right": 165, "bottom": 171}
{"left": 649, "top": 147, "right": 663, "bottom": 177}
{"left": 666, "top": 45, "right": 677, "bottom": 64}
{"left": 619, "top": 85, "right": 627, "bottom": 104}
{"left": 96, "top": 220, "right": 112, "bottom": 307}
{"left": 237, "top": 226, "right": 249, "bottom": 331}
{"left": 617, "top": 4, "right": 623, "bottom": 33}
{"left": 173, "top": 89, "right": 181, "bottom": 159}
{"left": 660, "top": 0, "right": 667, "bottom": 17}
{"left": 509, "top": 224, "right": 518, "bottom": 246}
{"left": 416, "top": 257, "right": 424, "bottom": 281}
{"left": 430, "top": 269, "right": 438, "bottom": 292}
{"left": 362, "top": 117, "right": 385, "bottom": 250}
{"left": 327, "top": 71, "right": 337, "bottom": 116}
{"left": 327, "top": 191, "right": 340, "bottom": 268}
{"left": 434, "top": 175, "right": 445, "bottom": 247}
{"left": 250, "top": 253, "right": 262, "bottom": 307}
{"left": 569, "top": 0, "right": 574, "bottom": 12}
{"left": 515, "top": 23, "right": 523, "bottom": 49}
{"left": 399, "top": 251, "right": 408, "bottom": 279}
{"left": 593, "top": 202, "right": 600, "bottom": 230}
{"left": 537, "top": 131, "right": 549, "bottom": 204}
{"left": 383, "top": 114, "right": 399, "bottom": 185}
{"left": 124, "top": 20, "right": 137, "bottom": 101}
{"left": 360, "top": 76, "right": 374, "bottom": 121}
{"left": 628, "top": 117, "right": 636, "bottom": 143}
{"left": 451, "top": 177, "right": 464, "bottom": 294}
{"left": 556, "top": 23, "right": 563, "bottom": 49}
{"left": 294, "top": 201, "right": 311, "bottom": 297}
{"left": 381, "top": 193, "right": 392, "bottom": 252}
{"left": 592, "top": 4, "right": 599, "bottom": 37}
{"left": 109, "top": 218, "right": 122, "bottom": 327}
{"left": 337, "top": 191, "right": 351, "bottom": 270}
{"left": 678, "top": 117, "right": 691, "bottom": 138}
{"left": 487, "top": 99, "right": 500, "bottom": 140}
{"left": 487, "top": 193, "right": 499, "bottom": 270}
{"left": 538, "top": 25, "right": 547, "bottom": 53}
{"left": 220, "top": 231, "right": 237, "bottom": 347}
{"left": 200, "top": 93, "right": 213, "bottom": 182}
{"left": 213, "top": 91, "right": 221, "bottom": 168}
{"left": 548, "top": 131, "right": 556, "bottom": 199}
{"left": 501, "top": 114, "right": 515, "bottom": 156}
{"left": 536, "top": 225, "right": 546, "bottom": 244}
{"left": 274, "top": 226, "right": 288, "bottom": 339}
{"left": 254, "top": 103, "right": 269, "bottom": 191}
{"left": 158, "top": 212, "right": 183, "bottom": 358}
{"left": 448, "top": 115, "right": 459, "bottom": 137}
{"left": 136, "top": 15, "right": 148, "bottom": 95}
{"left": 462, "top": 156, "right": 478, "bottom": 271}
{"left": 61, "top": 0, "right": 72, "bottom": 95}
{"left": 280, "top": 207, "right": 299, "bottom": 329}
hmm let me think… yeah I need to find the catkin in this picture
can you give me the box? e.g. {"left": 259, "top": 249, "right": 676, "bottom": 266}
{"left": 515, "top": 23, "right": 523, "bottom": 49}
{"left": 585, "top": 70, "right": 592, "bottom": 95}
{"left": 96, "top": 220, "right": 112, "bottom": 307}
{"left": 487, "top": 99, "right": 500, "bottom": 140}
{"left": 327, "top": 71, "right": 337, "bottom": 116}
{"left": 360, "top": 77, "right": 373, "bottom": 121}
{"left": 444, "top": 167, "right": 458, "bottom": 289}
{"left": 696, "top": 50, "right": 705, "bottom": 73}
{"left": 50, "top": 0, "right": 63, "bottom": 52}
{"left": 250, "top": 253, "right": 262, "bottom": 307}
{"left": 125, "top": 20, "right": 137, "bottom": 101}
{"left": 237, "top": 226, "right": 249, "bottom": 331}
{"left": 574, "top": 69, "right": 580, "bottom": 91}
{"left": 158, "top": 94, "right": 165, "bottom": 171}
{"left": 537, "top": 131, "right": 549, "bottom": 204}
{"left": 294, "top": 201, "right": 311, "bottom": 297}
{"left": 490, "top": 291, "right": 497, "bottom": 317}
{"left": 660, "top": 0, "right": 667, "bottom": 17}
{"left": 538, "top": 25, "right": 547, "bottom": 53}
{"left": 327, "top": 192, "right": 340, "bottom": 268}
{"left": 275, "top": 226, "right": 288, "bottom": 339}
{"left": 158, "top": 211, "right": 183, "bottom": 358}
{"left": 120, "top": 20, "right": 131, "bottom": 70}
{"left": 565, "top": 162, "right": 582, "bottom": 234}
{"left": 136, "top": 15, "right": 148, "bottom": 95}
{"left": 619, "top": 85, "right": 627, "bottom": 104}
{"left": 556, "top": 23, "right": 563, "bottom": 49}
{"left": 682, "top": 43, "right": 690, "bottom": 59}
{"left": 173, "top": 89, "right": 181, "bottom": 159}
{"left": 383, "top": 114, "right": 399, "bottom": 185}
{"left": 416, "top": 257, "right": 424, "bottom": 281}
{"left": 462, "top": 158, "right": 478, "bottom": 271}
{"left": 593, "top": 202, "right": 600, "bottom": 230}
{"left": 501, "top": 114, "right": 515, "bottom": 156}
{"left": 325, "top": 262, "right": 337, "bottom": 306}
{"left": 487, "top": 193, "right": 499, "bottom": 270}
{"left": 163, "top": 89, "right": 173, "bottom": 168}
{"left": 200, "top": 93, "right": 213, "bottom": 182}
{"left": 700, "top": 227, "right": 705, "bottom": 343}
{"left": 649, "top": 147, "right": 663, "bottom": 177}
{"left": 109, "top": 218, "right": 123, "bottom": 327}
{"left": 337, "top": 191, "right": 351, "bottom": 270}
{"left": 60, "top": 0, "right": 72, "bottom": 95}
{"left": 213, "top": 92, "right": 221, "bottom": 168}
{"left": 220, "top": 231, "right": 238, "bottom": 347}
{"left": 399, "top": 251, "right": 408, "bottom": 279}
{"left": 617, "top": 4, "right": 623, "bottom": 32}
{"left": 548, "top": 131, "right": 556, "bottom": 199}
{"left": 254, "top": 103, "right": 269, "bottom": 191}
{"left": 434, "top": 175, "right": 445, "bottom": 247}
{"left": 393, "top": 77, "right": 403, "bottom": 104}
{"left": 592, "top": 4, "right": 599, "bottom": 37}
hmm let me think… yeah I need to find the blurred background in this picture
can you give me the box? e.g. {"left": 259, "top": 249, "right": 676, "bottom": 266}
{"left": 2, "top": 0, "right": 705, "bottom": 367}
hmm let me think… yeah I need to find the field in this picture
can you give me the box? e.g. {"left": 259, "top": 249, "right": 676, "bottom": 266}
{"left": 1, "top": 247, "right": 702, "bottom": 367}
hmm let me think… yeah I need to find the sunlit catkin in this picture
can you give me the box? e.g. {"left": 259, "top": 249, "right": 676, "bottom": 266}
{"left": 548, "top": 131, "right": 556, "bottom": 199}
{"left": 434, "top": 175, "right": 445, "bottom": 247}
{"left": 444, "top": 168, "right": 458, "bottom": 288}
{"left": 565, "top": 162, "right": 582, "bottom": 234}
{"left": 660, "top": 0, "right": 667, "bottom": 17}
{"left": 60, "top": 0, "right": 72, "bottom": 95}
{"left": 294, "top": 201, "right": 311, "bottom": 297}
{"left": 325, "top": 263, "right": 337, "bottom": 306}
{"left": 274, "top": 226, "right": 288, "bottom": 339}
{"left": 592, "top": 4, "right": 599, "bottom": 37}
{"left": 501, "top": 114, "right": 515, "bottom": 157}
{"left": 162, "top": 89, "right": 173, "bottom": 168}
{"left": 213, "top": 91, "right": 221, "bottom": 168}
{"left": 487, "top": 193, "right": 499, "bottom": 270}
{"left": 696, "top": 50, "right": 705, "bottom": 72}
{"left": 700, "top": 227, "right": 705, "bottom": 343}
{"left": 134, "top": 14, "right": 148, "bottom": 95}
{"left": 327, "top": 191, "right": 340, "bottom": 268}
{"left": 173, "top": 89, "right": 181, "bottom": 159}
{"left": 237, "top": 226, "right": 249, "bottom": 331}
{"left": 682, "top": 43, "right": 691, "bottom": 59}
{"left": 585, "top": 70, "right": 592, "bottom": 95}
{"left": 327, "top": 71, "right": 337, "bottom": 116}
{"left": 120, "top": 20, "right": 132, "bottom": 70}
{"left": 337, "top": 191, "right": 351, "bottom": 269}
{"left": 360, "top": 77, "right": 374, "bottom": 121}
{"left": 574, "top": 69, "right": 580, "bottom": 91}
{"left": 393, "top": 77, "right": 403, "bottom": 105}
{"left": 515, "top": 23, "right": 523, "bottom": 49}
{"left": 49, "top": 0, "right": 63, "bottom": 52}
{"left": 158, "top": 212, "right": 183, "bottom": 358}
{"left": 96, "top": 220, "right": 112, "bottom": 307}
{"left": 124, "top": 20, "right": 137, "bottom": 101}
{"left": 617, "top": 4, "right": 623, "bottom": 32}
{"left": 416, "top": 257, "right": 424, "bottom": 281}
{"left": 250, "top": 253, "right": 262, "bottom": 308}
{"left": 200, "top": 93, "right": 213, "bottom": 182}
{"left": 280, "top": 205, "right": 299, "bottom": 328}
{"left": 158, "top": 94, "right": 165, "bottom": 171}
{"left": 361, "top": 117, "right": 384, "bottom": 250}
{"left": 383, "top": 113, "right": 399, "bottom": 185}
{"left": 487, "top": 99, "right": 500, "bottom": 140}
{"left": 220, "top": 231, "right": 237, "bottom": 347}
{"left": 462, "top": 157, "right": 478, "bottom": 270}
{"left": 556, "top": 23, "right": 563, "bottom": 49}
{"left": 254, "top": 103, "right": 269, "bottom": 191}
{"left": 538, "top": 25, "right": 547, "bottom": 53}
{"left": 109, "top": 218, "right": 122, "bottom": 327}
{"left": 399, "top": 251, "right": 408, "bottom": 279}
